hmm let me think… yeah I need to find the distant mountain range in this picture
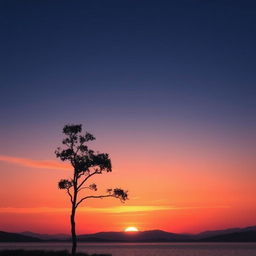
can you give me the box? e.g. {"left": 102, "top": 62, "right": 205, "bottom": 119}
{"left": 77, "top": 230, "right": 191, "bottom": 242}
{"left": 1, "top": 226, "right": 256, "bottom": 243}
{"left": 0, "top": 231, "right": 41, "bottom": 242}
{"left": 21, "top": 231, "right": 70, "bottom": 241}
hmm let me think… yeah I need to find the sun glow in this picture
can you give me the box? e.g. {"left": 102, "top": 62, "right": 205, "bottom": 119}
{"left": 124, "top": 226, "right": 139, "bottom": 232}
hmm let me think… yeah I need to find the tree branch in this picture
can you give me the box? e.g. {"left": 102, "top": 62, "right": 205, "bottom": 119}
{"left": 76, "top": 194, "right": 114, "bottom": 208}
{"left": 75, "top": 140, "right": 83, "bottom": 156}
{"left": 77, "top": 170, "right": 101, "bottom": 190}
{"left": 67, "top": 187, "right": 73, "bottom": 204}
{"left": 77, "top": 171, "right": 86, "bottom": 179}
{"left": 78, "top": 186, "right": 90, "bottom": 192}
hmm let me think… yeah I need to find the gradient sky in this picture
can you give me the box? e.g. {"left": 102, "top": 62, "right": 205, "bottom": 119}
{"left": 0, "top": 0, "right": 256, "bottom": 234}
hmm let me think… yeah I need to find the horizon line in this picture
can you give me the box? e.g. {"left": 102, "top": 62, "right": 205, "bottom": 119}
{"left": 2, "top": 224, "right": 256, "bottom": 236}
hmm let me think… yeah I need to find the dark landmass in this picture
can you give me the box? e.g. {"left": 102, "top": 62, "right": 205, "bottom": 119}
{"left": 21, "top": 232, "right": 69, "bottom": 241}
{"left": 193, "top": 225, "right": 256, "bottom": 239}
{"left": 1, "top": 226, "right": 256, "bottom": 243}
{"left": 0, "top": 250, "right": 110, "bottom": 256}
{"left": 77, "top": 230, "right": 191, "bottom": 242}
{"left": 200, "top": 230, "right": 256, "bottom": 242}
{"left": 0, "top": 232, "right": 41, "bottom": 242}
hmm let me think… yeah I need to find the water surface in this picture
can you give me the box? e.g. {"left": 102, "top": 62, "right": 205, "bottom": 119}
{"left": 1, "top": 242, "right": 256, "bottom": 256}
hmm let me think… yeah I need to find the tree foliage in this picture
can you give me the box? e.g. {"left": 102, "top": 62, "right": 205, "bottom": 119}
{"left": 55, "top": 124, "right": 128, "bottom": 205}
{"left": 55, "top": 124, "right": 128, "bottom": 255}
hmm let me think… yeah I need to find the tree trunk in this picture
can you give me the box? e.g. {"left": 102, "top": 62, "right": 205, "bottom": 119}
{"left": 71, "top": 206, "right": 77, "bottom": 256}
{"left": 71, "top": 170, "right": 78, "bottom": 256}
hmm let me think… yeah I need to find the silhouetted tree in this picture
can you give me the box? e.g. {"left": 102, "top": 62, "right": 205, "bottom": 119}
{"left": 55, "top": 124, "right": 128, "bottom": 256}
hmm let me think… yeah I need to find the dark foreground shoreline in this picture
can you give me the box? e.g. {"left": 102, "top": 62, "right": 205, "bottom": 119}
{"left": 0, "top": 250, "right": 111, "bottom": 256}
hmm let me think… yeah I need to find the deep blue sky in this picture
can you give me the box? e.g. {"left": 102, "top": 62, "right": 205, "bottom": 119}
{"left": 1, "top": 0, "right": 256, "bottom": 157}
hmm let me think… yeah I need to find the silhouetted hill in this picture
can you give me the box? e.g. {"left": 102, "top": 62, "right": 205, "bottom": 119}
{"left": 200, "top": 230, "right": 256, "bottom": 242}
{"left": 75, "top": 227, "right": 256, "bottom": 242}
{"left": 194, "top": 225, "right": 256, "bottom": 239}
{"left": 0, "top": 231, "right": 42, "bottom": 242}
{"left": 21, "top": 231, "right": 70, "bottom": 240}
{"left": 78, "top": 230, "right": 192, "bottom": 242}
{"left": 2, "top": 225, "right": 256, "bottom": 242}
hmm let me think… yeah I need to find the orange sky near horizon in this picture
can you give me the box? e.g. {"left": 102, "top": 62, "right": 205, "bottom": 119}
{"left": 0, "top": 125, "right": 256, "bottom": 235}
{"left": 2, "top": 0, "right": 256, "bottom": 238}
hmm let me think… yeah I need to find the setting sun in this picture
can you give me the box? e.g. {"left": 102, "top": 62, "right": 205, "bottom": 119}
{"left": 125, "top": 227, "right": 139, "bottom": 232}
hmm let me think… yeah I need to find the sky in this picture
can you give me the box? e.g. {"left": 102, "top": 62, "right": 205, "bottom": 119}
{"left": 0, "top": 0, "right": 256, "bottom": 234}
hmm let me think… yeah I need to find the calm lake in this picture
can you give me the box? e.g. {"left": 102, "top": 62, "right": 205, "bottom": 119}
{"left": 1, "top": 242, "right": 256, "bottom": 256}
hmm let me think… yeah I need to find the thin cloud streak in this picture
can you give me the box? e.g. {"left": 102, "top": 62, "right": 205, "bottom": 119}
{"left": 0, "top": 155, "right": 70, "bottom": 170}
{"left": 0, "top": 205, "right": 230, "bottom": 214}
{"left": 89, "top": 205, "right": 230, "bottom": 213}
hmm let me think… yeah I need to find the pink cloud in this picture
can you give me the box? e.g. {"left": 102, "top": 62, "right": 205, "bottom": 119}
{"left": 0, "top": 155, "right": 70, "bottom": 170}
